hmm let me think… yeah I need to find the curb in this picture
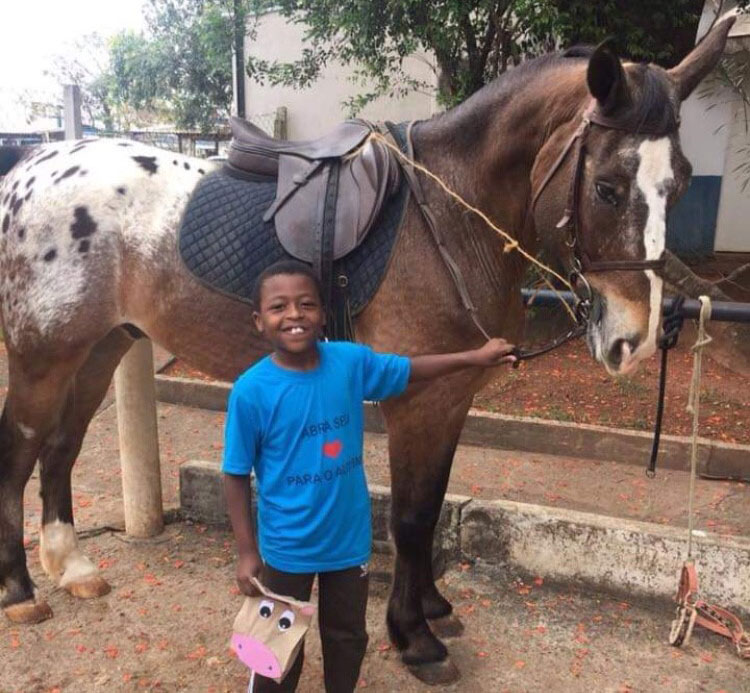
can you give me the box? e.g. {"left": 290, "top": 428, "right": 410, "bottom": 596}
{"left": 157, "top": 374, "right": 750, "bottom": 477}
{"left": 179, "top": 459, "right": 750, "bottom": 614}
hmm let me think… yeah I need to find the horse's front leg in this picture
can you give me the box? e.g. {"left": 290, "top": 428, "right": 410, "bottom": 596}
{"left": 381, "top": 381, "right": 473, "bottom": 684}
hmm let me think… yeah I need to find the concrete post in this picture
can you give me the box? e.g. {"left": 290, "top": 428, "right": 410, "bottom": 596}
{"left": 63, "top": 85, "right": 82, "bottom": 140}
{"left": 114, "top": 339, "right": 164, "bottom": 537}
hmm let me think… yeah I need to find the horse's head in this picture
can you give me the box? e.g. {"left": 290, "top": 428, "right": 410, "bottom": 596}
{"left": 533, "top": 17, "right": 735, "bottom": 375}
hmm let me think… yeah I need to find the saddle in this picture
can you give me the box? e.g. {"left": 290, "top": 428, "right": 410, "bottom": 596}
{"left": 227, "top": 116, "right": 401, "bottom": 299}
{"left": 178, "top": 121, "right": 410, "bottom": 341}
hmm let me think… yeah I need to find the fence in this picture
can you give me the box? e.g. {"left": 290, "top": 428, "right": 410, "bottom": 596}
{"left": 0, "top": 108, "right": 287, "bottom": 155}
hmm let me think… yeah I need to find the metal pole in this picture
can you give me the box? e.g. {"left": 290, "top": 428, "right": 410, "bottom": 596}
{"left": 521, "top": 289, "right": 750, "bottom": 324}
{"left": 234, "top": 0, "right": 246, "bottom": 118}
{"left": 63, "top": 85, "right": 82, "bottom": 140}
{"left": 114, "top": 339, "right": 164, "bottom": 537}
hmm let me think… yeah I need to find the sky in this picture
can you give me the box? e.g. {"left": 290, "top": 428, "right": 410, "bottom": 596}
{"left": 0, "top": 0, "right": 146, "bottom": 128}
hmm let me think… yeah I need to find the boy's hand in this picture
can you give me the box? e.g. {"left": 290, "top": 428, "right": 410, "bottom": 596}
{"left": 470, "top": 338, "right": 516, "bottom": 367}
{"left": 236, "top": 551, "right": 263, "bottom": 596}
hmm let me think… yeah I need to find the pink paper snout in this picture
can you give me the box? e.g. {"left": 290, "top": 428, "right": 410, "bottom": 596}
{"left": 231, "top": 633, "right": 282, "bottom": 678}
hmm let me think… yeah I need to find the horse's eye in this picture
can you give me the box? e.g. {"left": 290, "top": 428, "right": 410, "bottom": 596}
{"left": 278, "top": 609, "right": 295, "bottom": 631}
{"left": 259, "top": 599, "right": 275, "bottom": 618}
{"left": 595, "top": 181, "right": 618, "bottom": 206}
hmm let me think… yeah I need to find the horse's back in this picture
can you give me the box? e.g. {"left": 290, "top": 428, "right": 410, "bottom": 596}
{"left": 0, "top": 138, "right": 213, "bottom": 350}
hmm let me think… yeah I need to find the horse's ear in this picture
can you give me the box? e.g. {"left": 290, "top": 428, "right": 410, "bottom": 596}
{"left": 586, "top": 40, "right": 629, "bottom": 114}
{"left": 668, "top": 15, "right": 736, "bottom": 101}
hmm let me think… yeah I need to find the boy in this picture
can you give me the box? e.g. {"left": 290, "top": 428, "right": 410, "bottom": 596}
{"left": 223, "top": 260, "right": 515, "bottom": 692}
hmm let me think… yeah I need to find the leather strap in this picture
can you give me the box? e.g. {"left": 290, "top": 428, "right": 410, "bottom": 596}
{"left": 582, "top": 254, "right": 667, "bottom": 273}
{"left": 401, "top": 122, "right": 491, "bottom": 340}
{"left": 319, "top": 161, "right": 339, "bottom": 314}
{"left": 533, "top": 100, "right": 675, "bottom": 275}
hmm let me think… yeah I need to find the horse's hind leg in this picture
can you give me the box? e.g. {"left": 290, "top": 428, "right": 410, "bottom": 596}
{"left": 38, "top": 328, "right": 135, "bottom": 599}
{"left": 0, "top": 347, "right": 90, "bottom": 623}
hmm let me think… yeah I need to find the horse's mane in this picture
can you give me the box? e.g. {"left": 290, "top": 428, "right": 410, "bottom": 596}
{"left": 429, "top": 47, "right": 678, "bottom": 141}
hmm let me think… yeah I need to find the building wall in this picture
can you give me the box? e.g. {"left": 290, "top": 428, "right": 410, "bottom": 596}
{"left": 244, "top": 6, "right": 749, "bottom": 254}
{"left": 243, "top": 12, "right": 438, "bottom": 139}
{"left": 668, "top": 1, "right": 750, "bottom": 255}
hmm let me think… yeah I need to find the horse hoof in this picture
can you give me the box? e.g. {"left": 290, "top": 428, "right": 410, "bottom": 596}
{"left": 64, "top": 575, "right": 111, "bottom": 599}
{"left": 406, "top": 658, "right": 461, "bottom": 686}
{"left": 428, "top": 613, "right": 465, "bottom": 639}
{"left": 3, "top": 599, "right": 53, "bottom": 624}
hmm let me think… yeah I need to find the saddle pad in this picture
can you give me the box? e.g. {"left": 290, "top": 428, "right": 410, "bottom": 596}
{"left": 178, "top": 123, "right": 410, "bottom": 319}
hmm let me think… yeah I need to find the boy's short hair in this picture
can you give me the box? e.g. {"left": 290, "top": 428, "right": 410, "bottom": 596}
{"left": 252, "top": 260, "right": 323, "bottom": 307}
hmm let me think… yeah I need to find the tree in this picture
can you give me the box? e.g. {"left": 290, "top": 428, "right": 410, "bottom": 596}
{"left": 245, "top": 0, "right": 741, "bottom": 112}
{"left": 116, "top": 0, "right": 248, "bottom": 130}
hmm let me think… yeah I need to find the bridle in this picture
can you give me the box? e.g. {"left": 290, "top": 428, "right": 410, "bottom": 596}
{"left": 515, "top": 100, "right": 676, "bottom": 362}
{"left": 402, "top": 100, "right": 677, "bottom": 361}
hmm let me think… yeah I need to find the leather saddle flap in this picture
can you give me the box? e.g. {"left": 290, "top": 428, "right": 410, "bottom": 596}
{"left": 272, "top": 139, "right": 399, "bottom": 262}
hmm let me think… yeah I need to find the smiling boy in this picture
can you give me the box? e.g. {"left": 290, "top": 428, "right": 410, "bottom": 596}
{"left": 223, "top": 260, "right": 515, "bottom": 692}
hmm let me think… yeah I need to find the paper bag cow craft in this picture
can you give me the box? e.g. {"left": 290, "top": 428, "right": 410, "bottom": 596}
{"left": 231, "top": 578, "right": 316, "bottom": 685}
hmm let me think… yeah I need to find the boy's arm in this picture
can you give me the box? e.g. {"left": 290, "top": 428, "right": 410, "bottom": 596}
{"left": 409, "top": 337, "right": 516, "bottom": 382}
{"left": 224, "top": 473, "right": 263, "bottom": 596}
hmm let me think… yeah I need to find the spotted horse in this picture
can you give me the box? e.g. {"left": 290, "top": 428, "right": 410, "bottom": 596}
{"left": 0, "top": 19, "right": 734, "bottom": 685}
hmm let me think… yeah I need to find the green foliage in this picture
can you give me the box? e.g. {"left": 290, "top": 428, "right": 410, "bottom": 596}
{"left": 107, "top": 0, "right": 249, "bottom": 131}
{"left": 246, "top": 0, "right": 721, "bottom": 112}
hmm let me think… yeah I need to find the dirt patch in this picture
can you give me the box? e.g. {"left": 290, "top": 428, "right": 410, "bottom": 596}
{"left": 164, "top": 335, "right": 750, "bottom": 443}
{"left": 3, "top": 523, "right": 748, "bottom": 693}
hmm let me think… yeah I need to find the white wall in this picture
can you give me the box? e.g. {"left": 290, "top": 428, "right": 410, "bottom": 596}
{"left": 243, "top": 12, "right": 438, "bottom": 139}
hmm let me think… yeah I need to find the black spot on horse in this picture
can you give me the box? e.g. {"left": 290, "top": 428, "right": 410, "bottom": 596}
{"left": 70, "top": 144, "right": 86, "bottom": 154}
{"left": 79, "top": 170, "right": 88, "bottom": 177}
{"left": 35, "top": 150, "right": 58, "bottom": 165}
{"left": 78, "top": 239, "right": 90, "bottom": 254}
{"left": 183, "top": 162, "right": 190, "bottom": 170}
{"left": 2, "top": 215, "right": 9, "bottom": 233}
{"left": 132, "top": 156, "right": 158, "bottom": 175}
{"left": 198, "top": 168, "right": 205, "bottom": 175}
{"left": 117, "top": 142, "right": 133, "bottom": 147}
{"left": 12, "top": 180, "right": 19, "bottom": 191}
{"left": 71, "top": 206, "right": 98, "bottom": 239}
{"left": 24, "top": 190, "right": 32, "bottom": 202}
{"left": 25, "top": 176, "right": 35, "bottom": 188}
{"left": 54, "top": 166, "right": 80, "bottom": 184}
{"left": 10, "top": 195, "right": 22, "bottom": 216}
{"left": 173, "top": 160, "right": 178, "bottom": 166}
{"left": 43, "top": 248, "right": 57, "bottom": 262}
{"left": 17, "top": 227, "right": 25, "bottom": 240}
{"left": 116, "top": 186, "right": 127, "bottom": 195}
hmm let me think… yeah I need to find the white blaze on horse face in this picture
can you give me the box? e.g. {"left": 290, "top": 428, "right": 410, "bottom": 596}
{"left": 39, "top": 520, "right": 99, "bottom": 587}
{"left": 636, "top": 138, "right": 672, "bottom": 364}
{"left": 608, "top": 137, "right": 673, "bottom": 374}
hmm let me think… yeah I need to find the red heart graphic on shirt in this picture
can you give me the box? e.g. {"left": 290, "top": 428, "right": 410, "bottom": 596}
{"left": 322, "top": 440, "right": 343, "bottom": 458}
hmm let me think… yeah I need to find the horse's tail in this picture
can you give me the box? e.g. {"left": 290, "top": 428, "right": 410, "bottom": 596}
{"left": 0, "top": 146, "right": 33, "bottom": 177}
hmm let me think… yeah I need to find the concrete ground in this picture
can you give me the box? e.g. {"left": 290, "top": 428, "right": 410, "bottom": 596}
{"left": 2, "top": 352, "right": 749, "bottom": 691}
{"left": 3, "top": 523, "right": 749, "bottom": 693}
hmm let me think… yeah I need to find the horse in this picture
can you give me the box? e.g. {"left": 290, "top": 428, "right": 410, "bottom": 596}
{"left": 0, "top": 17, "right": 734, "bottom": 684}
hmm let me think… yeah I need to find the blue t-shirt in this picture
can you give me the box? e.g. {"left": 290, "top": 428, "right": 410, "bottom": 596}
{"left": 222, "top": 341, "right": 411, "bottom": 573}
